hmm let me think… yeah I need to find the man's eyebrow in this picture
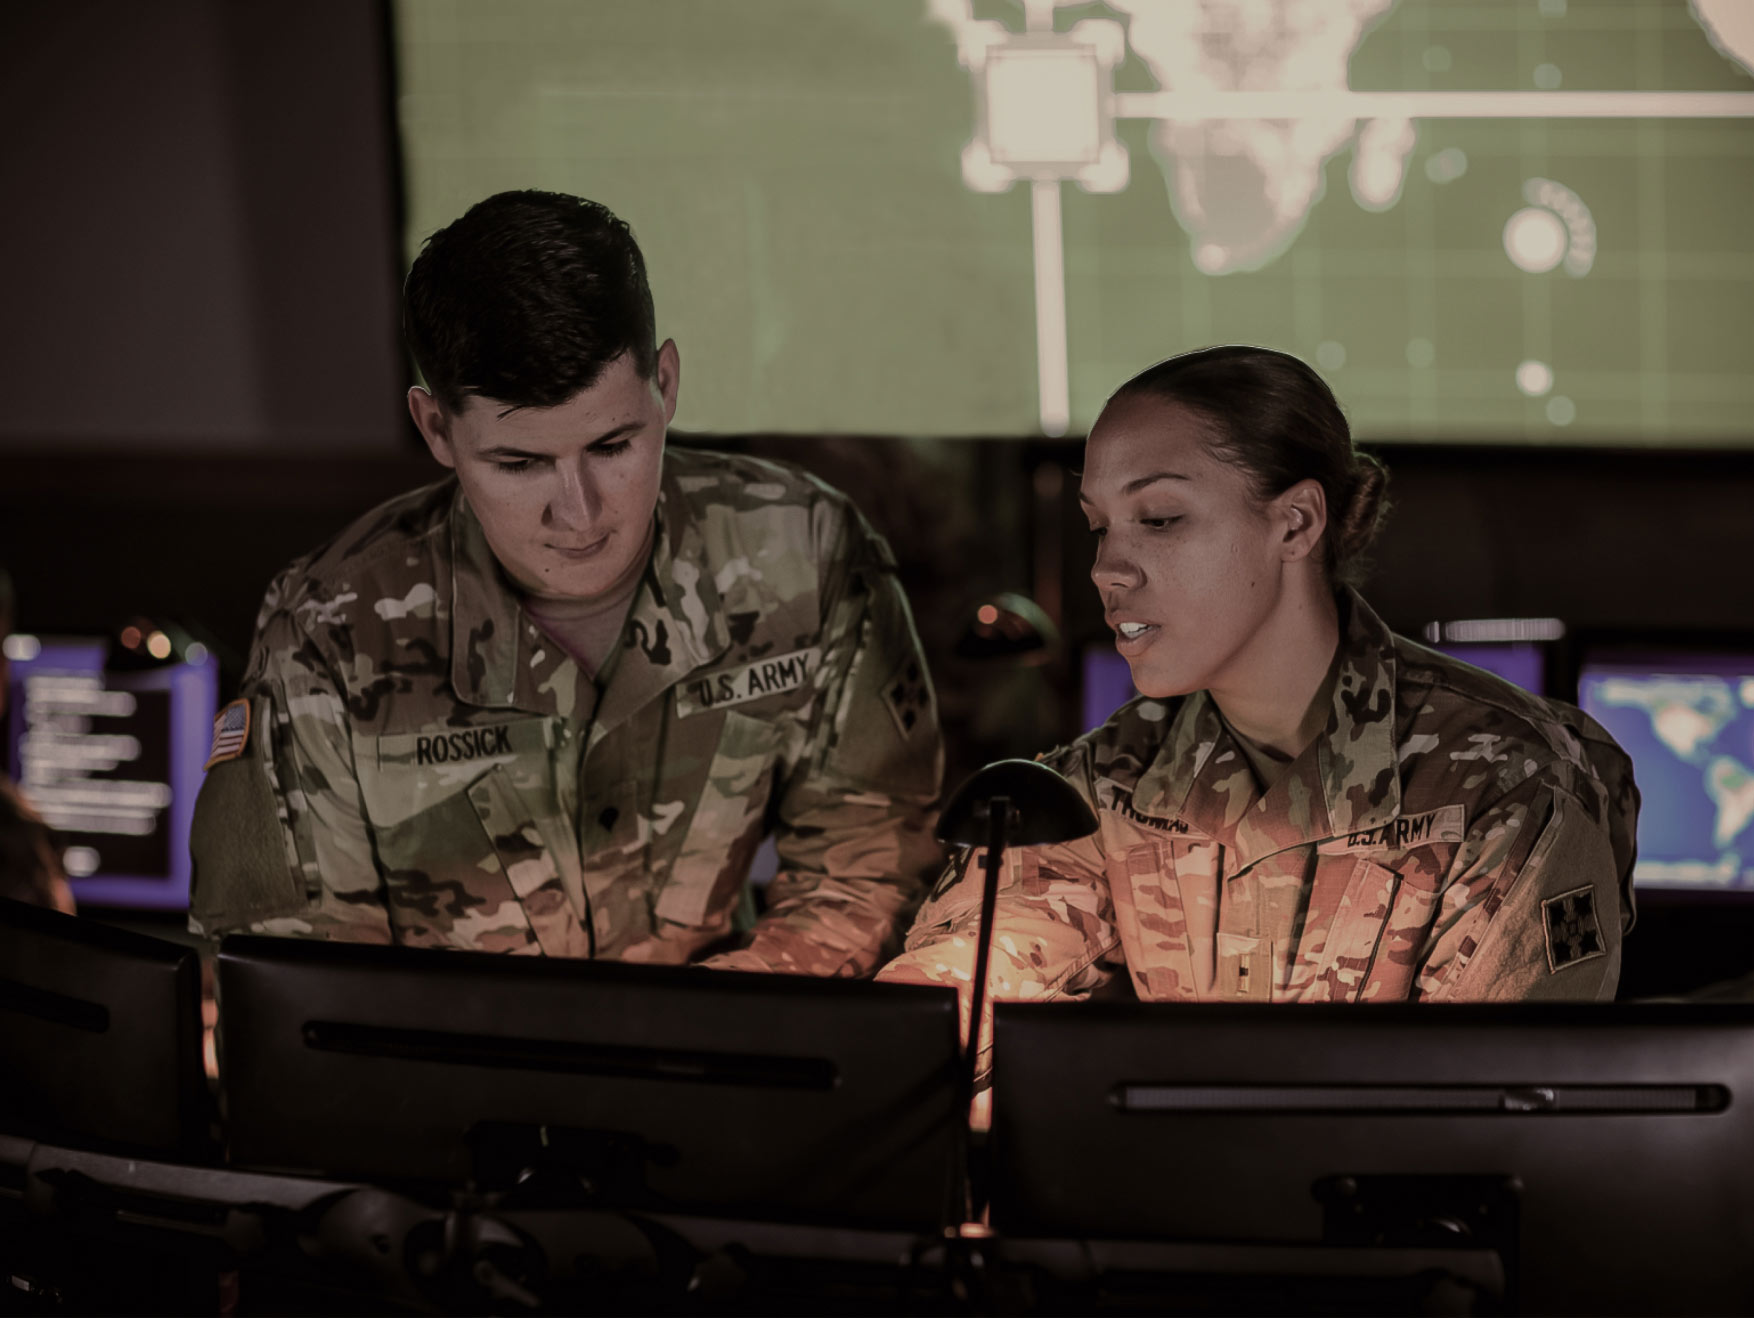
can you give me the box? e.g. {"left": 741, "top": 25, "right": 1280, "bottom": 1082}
{"left": 1077, "top": 471, "right": 1191, "bottom": 504}
{"left": 476, "top": 421, "right": 644, "bottom": 461}
{"left": 584, "top": 421, "right": 642, "bottom": 447}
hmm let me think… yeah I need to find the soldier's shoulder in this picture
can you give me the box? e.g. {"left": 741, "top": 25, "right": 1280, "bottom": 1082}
{"left": 666, "top": 445, "right": 851, "bottom": 516}
{"left": 1042, "top": 694, "right": 1186, "bottom": 788}
{"left": 666, "top": 445, "right": 882, "bottom": 575}
{"left": 1392, "top": 632, "right": 1616, "bottom": 789}
{"left": 257, "top": 478, "right": 456, "bottom": 634}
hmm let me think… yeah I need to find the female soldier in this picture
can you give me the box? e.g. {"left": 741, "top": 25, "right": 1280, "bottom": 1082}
{"left": 880, "top": 346, "right": 1636, "bottom": 1008}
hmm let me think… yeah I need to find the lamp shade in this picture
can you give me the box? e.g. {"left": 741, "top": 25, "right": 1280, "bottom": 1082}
{"left": 935, "top": 758, "right": 1098, "bottom": 848}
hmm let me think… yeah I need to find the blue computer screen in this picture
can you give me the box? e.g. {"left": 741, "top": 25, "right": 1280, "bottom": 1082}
{"left": 1432, "top": 642, "right": 1546, "bottom": 697}
{"left": 3, "top": 636, "right": 218, "bottom": 910}
{"left": 1082, "top": 646, "right": 1138, "bottom": 733}
{"left": 1578, "top": 654, "right": 1754, "bottom": 891}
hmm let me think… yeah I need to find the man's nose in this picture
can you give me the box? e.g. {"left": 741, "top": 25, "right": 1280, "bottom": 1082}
{"left": 547, "top": 460, "right": 601, "bottom": 530}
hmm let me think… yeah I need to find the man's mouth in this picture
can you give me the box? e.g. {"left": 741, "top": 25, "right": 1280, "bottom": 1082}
{"left": 549, "top": 535, "right": 610, "bottom": 560}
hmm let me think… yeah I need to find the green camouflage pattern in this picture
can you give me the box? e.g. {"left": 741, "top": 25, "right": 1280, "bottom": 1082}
{"left": 189, "top": 448, "right": 945, "bottom": 975}
{"left": 881, "top": 591, "right": 1638, "bottom": 1011}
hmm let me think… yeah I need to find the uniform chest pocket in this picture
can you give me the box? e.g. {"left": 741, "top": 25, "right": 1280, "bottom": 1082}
{"left": 653, "top": 710, "right": 782, "bottom": 928}
{"left": 362, "top": 764, "right": 540, "bottom": 953}
{"left": 1305, "top": 855, "right": 1402, "bottom": 1002}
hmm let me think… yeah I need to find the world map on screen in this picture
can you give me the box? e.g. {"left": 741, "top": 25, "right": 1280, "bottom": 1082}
{"left": 1581, "top": 666, "right": 1754, "bottom": 887}
{"left": 396, "top": 0, "right": 1754, "bottom": 441}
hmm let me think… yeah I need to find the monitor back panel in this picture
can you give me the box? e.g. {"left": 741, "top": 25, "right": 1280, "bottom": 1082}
{"left": 218, "top": 937, "right": 962, "bottom": 1229}
{"left": 990, "top": 1002, "right": 1754, "bottom": 1315}
{"left": 0, "top": 899, "right": 205, "bottom": 1154}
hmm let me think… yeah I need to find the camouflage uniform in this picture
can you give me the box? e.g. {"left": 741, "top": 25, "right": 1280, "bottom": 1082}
{"left": 189, "top": 448, "right": 944, "bottom": 975}
{"left": 881, "top": 591, "right": 1637, "bottom": 1007}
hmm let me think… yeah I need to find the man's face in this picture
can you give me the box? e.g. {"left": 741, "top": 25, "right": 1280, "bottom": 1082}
{"left": 1079, "top": 395, "right": 1292, "bottom": 700}
{"left": 410, "top": 341, "right": 678, "bottom": 600}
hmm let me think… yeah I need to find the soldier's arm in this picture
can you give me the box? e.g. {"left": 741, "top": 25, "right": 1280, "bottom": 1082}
{"left": 1415, "top": 777, "right": 1625, "bottom": 1002}
{"left": 711, "top": 506, "right": 944, "bottom": 977}
{"left": 876, "top": 828, "right": 1118, "bottom": 1083}
{"left": 876, "top": 835, "right": 1118, "bottom": 997}
{"left": 188, "top": 594, "right": 391, "bottom": 946}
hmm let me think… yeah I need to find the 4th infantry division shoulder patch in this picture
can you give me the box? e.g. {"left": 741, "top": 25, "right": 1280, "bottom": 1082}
{"left": 884, "top": 659, "right": 930, "bottom": 739}
{"left": 1542, "top": 885, "right": 1606, "bottom": 973}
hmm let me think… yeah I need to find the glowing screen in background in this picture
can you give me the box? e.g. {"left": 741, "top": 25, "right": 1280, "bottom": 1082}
{"left": 1579, "top": 655, "right": 1754, "bottom": 890}
{"left": 1082, "top": 645, "right": 1139, "bottom": 732}
{"left": 1431, "top": 642, "right": 1546, "bottom": 695}
{"left": 397, "top": 0, "right": 1753, "bottom": 443}
{"left": 2, "top": 636, "right": 217, "bottom": 910}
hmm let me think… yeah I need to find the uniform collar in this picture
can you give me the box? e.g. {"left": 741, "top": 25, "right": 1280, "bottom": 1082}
{"left": 589, "top": 456, "right": 730, "bottom": 742}
{"left": 1131, "top": 588, "right": 1402, "bottom": 861}
{"left": 446, "top": 457, "right": 732, "bottom": 731}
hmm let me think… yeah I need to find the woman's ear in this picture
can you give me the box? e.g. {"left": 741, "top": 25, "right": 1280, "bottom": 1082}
{"left": 1276, "top": 479, "right": 1327, "bottom": 562}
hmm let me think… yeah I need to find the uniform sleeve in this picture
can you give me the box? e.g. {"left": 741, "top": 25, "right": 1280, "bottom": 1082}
{"left": 188, "top": 589, "right": 391, "bottom": 945}
{"left": 709, "top": 508, "right": 945, "bottom": 977}
{"left": 875, "top": 822, "right": 1118, "bottom": 1079}
{"left": 1416, "top": 778, "right": 1626, "bottom": 1002}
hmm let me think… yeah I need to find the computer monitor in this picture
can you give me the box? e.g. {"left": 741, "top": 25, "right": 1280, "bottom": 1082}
{"left": 2, "top": 635, "right": 218, "bottom": 909}
{"left": 989, "top": 1001, "right": 1754, "bottom": 1315}
{"left": 217, "top": 937, "right": 963, "bottom": 1230}
{"left": 1423, "top": 618, "right": 1563, "bottom": 698}
{"left": 0, "top": 897, "right": 209, "bottom": 1156}
{"left": 1081, "top": 645, "right": 1137, "bottom": 732}
{"left": 1576, "top": 646, "right": 1754, "bottom": 892}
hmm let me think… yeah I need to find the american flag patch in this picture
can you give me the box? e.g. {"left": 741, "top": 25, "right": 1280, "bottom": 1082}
{"left": 205, "top": 699, "right": 251, "bottom": 769}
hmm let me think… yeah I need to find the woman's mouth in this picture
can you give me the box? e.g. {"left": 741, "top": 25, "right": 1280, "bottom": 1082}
{"left": 1113, "top": 621, "right": 1160, "bottom": 653}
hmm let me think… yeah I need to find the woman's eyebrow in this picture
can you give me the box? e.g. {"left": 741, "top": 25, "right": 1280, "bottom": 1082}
{"left": 1078, "top": 471, "right": 1192, "bottom": 505}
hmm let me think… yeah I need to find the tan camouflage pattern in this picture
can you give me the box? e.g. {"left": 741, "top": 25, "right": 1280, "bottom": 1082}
{"left": 880, "top": 591, "right": 1638, "bottom": 1016}
{"left": 189, "top": 448, "right": 945, "bottom": 975}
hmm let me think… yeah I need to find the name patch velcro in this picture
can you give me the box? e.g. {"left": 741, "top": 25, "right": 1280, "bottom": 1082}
{"left": 676, "top": 647, "right": 820, "bottom": 717}
{"left": 416, "top": 725, "right": 513, "bottom": 766}
{"left": 1318, "top": 804, "right": 1466, "bottom": 855}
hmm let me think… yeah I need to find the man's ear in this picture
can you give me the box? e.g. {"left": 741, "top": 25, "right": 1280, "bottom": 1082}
{"left": 1276, "top": 479, "right": 1328, "bottom": 563}
{"left": 407, "top": 386, "right": 457, "bottom": 469}
{"left": 654, "top": 339, "right": 681, "bottom": 426}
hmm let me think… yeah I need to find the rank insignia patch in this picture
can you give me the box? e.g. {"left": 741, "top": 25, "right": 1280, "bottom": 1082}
{"left": 883, "top": 659, "right": 930, "bottom": 739}
{"left": 205, "top": 698, "right": 251, "bottom": 770}
{"left": 1542, "top": 885, "right": 1606, "bottom": 972}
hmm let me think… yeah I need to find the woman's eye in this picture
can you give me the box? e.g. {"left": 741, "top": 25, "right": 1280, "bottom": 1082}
{"left": 1140, "top": 516, "right": 1181, "bottom": 530}
{"left": 1087, "top": 525, "right": 1108, "bottom": 539}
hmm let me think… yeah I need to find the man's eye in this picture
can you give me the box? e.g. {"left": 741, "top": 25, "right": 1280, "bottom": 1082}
{"left": 590, "top": 439, "right": 633, "bottom": 458}
{"left": 494, "top": 459, "right": 537, "bottom": 473}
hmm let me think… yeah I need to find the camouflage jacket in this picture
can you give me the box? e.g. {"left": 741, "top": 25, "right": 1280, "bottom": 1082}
{"left": 189, "top": 448, "right": 944, "bottom": 975}
{"left": 881, "top": 592, "right": 1638, "bottom": 1005}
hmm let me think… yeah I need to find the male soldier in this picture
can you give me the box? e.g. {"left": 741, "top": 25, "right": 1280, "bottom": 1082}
{"left": 188, "top": 191, "right": 943, "bottom": 973}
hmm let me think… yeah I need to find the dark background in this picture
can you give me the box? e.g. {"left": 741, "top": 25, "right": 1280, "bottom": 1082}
{"left": 3, "top": 1, "right": 1752, "bottom": 995}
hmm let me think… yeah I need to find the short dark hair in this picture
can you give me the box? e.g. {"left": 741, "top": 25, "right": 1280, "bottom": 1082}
{"left": 403, "top": 190, "right": 658, "bottom": 412}
{"left": 1108, "top": 346, "right": 1390, "bottom": 588}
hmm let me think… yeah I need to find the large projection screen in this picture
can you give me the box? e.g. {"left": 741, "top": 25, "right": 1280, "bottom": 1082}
{"left": 395, "top": 0, "right": 1754, "bottom": 444}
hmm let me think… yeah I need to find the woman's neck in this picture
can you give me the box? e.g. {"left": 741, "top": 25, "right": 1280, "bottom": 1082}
{"left": 1208, "top": 575, "right": 1342, "bottom": 760}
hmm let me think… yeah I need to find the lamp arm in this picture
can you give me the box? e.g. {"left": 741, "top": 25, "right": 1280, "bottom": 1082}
{"left": 961, "top": 795, "right": 1010, "bottom": 1109}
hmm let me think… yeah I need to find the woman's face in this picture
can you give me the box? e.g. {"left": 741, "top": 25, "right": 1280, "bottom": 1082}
{"left": 1079, "top": 395, "right": 1293, "bottom": 700}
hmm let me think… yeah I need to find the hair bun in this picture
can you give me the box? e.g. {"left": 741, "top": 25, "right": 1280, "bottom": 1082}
{"left": 1335, "top": 450, "right": 1390, "bottom": 579}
